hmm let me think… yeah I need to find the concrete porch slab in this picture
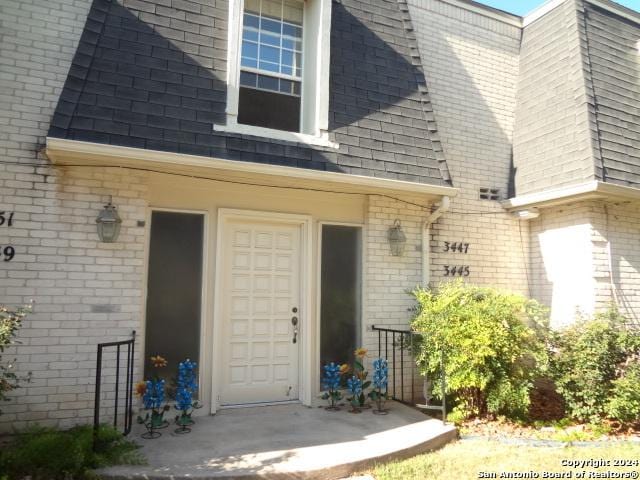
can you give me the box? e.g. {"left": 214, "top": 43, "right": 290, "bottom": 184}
{"left": 99, "top": 401, "right": 457, "bottom": 479}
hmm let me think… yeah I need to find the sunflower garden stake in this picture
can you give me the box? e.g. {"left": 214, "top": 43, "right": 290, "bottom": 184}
{"left": 174, "top": 359, "right": 201, "bottom": 434}
{"left": 321, "top": 362, "right": 343, "bottom": 410}
{"left": 136, "top": 355, "right": 170, "bottom": 439}
{"left": 370, "top": 358, "right": 389, "bottom": 415}
{"left": 347, "top": 375, "right": 363, "bottom": 413}
{"left": 353, "top": 348, "right": 371, "bottom": 409}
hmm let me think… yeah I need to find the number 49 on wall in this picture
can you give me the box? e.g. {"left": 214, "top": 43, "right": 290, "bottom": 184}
{"left": 0, "top": 211, "right": 16, "bottom": 261}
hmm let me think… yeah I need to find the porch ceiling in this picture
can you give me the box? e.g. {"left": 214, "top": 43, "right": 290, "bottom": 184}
{"left": 98, "top": 402, "right": 456, "bottom": 479}
{"left": 46, "top": 137, "right": 458, "bottom": 204}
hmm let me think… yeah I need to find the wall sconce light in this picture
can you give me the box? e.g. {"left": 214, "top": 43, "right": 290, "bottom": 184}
{"left": 387, "top": 219, "right": 407, "bottom": 256}
{"left": 96, "top": 196, "right": 122, "bottom": 243}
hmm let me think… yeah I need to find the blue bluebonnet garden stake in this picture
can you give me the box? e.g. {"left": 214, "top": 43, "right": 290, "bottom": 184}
{"left": 136, "top": 355, "right": 170, "bottom": 439}
{"left": 321, "top": 362, "right": 343, "bottom": 411}
{"left": 137, "top": 378, "right": 170, "bottom": 438}
{"left": 370, "top": 358, "right": 389, "bottom": 415}
{"left": 174, "top": 359, "right": 201, "bottom": 434}
{"left": 347, "top": 375, "right": 363, "bottom": 413}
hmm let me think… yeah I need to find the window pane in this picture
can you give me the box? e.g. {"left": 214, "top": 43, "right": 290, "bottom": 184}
{"left": 243, "top": 13, "right": 259, "bottom": 28}
{"left": 292, "top": 81, "right": 300, "bottom": 95}
{"left": 243, "top": 28, "right": 258, "bottom": 42}
{"left": 257, "top": 74, "right": 279, "bottom": 91}
{"left": 259, "top": 60, "right": 279, "bottom": 73}
{"left": 283, "top": 24, "right": 302, "bottom": 39}
{"left": 260, "top": 33, "right": 280, "bottom": 47}
{"left": 245, "top": 0, "right": 260, "bottom": 13}
{"left": 240, "top": 71, "right": 257, "bottom": 87}
{"left": 238, "top": 86, "right": 301, "bottom": 131}
{"left": 262, "top": 0, "right": 282, "bottom": 18}
{"left": 283, "top": 0, "right": 303, "bottom": 23}
{"left": 281, "top": 50, "right": 293, "bottom": 66}
{"left": 259, "top": 45, "right": 279, "bottom": 63}
{"left": 279, "top": 79, "right": 293, "bottom": 94}
{"left": 320, "top": 226, "right": 362, "bottom": 377}
{"left": 241, "top": 57, "right": 258, "bottom": 68}
{"left": 282, "top": 39, "right": 293, "bottom": 51}
{"left": 261, "top": 18, "right": 281, "bottom": 34}
{"left": 145, "top": 211, "right": 204, "bottom": 385}
{"left": 242, "top": 0, "right": 303, "bottom": 79}
{"left": 242, "top": 41, "right": 258, "bottom": 59}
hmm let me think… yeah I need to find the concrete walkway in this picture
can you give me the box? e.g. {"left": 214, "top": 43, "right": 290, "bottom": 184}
{"left": 99, "top": 401, "right": 457, "bottom": 479}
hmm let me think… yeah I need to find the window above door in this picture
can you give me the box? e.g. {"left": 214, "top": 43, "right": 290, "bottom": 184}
{"left": 216, "top": 0, "right": 336, "bottom": 148}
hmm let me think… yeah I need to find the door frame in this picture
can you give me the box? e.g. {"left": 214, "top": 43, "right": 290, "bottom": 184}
{"left": 211, "top": 208, "right": 313, "bottom": 413}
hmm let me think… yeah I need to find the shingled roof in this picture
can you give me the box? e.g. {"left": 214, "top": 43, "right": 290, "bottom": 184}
{"left": 48, "top": 0, "right": 451, "bottom": 187}
{"left": 582, "top": 1, "right": 640, "bottom": 187}
{"left": 513, "top": 0, "right": 640, "bottom": 195}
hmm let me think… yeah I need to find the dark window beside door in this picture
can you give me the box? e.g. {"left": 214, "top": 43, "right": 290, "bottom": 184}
{"left": 144, "top": 211, "right": 204, "bottom": 383}
{"left": 320, "top": 225, "right": 362, "bottom": 378}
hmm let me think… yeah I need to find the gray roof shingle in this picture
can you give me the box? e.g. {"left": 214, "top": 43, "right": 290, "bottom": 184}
{"left": 48, "top": 0, "right": 452, "bottom": 187}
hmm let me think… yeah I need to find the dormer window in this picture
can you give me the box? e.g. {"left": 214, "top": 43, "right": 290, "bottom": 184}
{"left": 219, "top": 0, "right": 335, "bottom": 147}
{"left": 238, "top": 0, "right": 303, "bottom": 132}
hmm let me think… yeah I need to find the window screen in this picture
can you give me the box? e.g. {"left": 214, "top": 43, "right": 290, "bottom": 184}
{"left": 238, "top": 0, "right": 303, "bottom": 132}
{"left": 320, "top": 225, "right": 362, "bottom": 377}
{"left": 144, "top": 211, "right": 204, "bottom": 384}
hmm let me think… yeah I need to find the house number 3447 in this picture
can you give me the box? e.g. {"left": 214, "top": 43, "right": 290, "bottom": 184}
{"left": 0, "top": 211, "right": 16, "bottom": 262}
{"left": 443, "top": 241, "right": 469, "bottom": 253}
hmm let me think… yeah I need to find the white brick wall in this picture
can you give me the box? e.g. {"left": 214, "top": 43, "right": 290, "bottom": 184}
{"left": 0, "top": 0, "right": 149, "bottom": 430}
{"left": 408, "top": 0, "right": 530, "bottom": 296}
{"left": 529, "top": 203, "right": 597, "bottom": 327}
{"left": 363, "top": 195, "right": 425, "bottom": 402}
{"left": 530, "top": 200, "right": 640, "bottom": 328}
{"left": 591, "top": 202, "right": 640, "bottom": 323}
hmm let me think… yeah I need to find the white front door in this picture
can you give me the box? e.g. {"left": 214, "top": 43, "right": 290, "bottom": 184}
{"left": 218, "top": 217, "right": 301, "bottom": 405}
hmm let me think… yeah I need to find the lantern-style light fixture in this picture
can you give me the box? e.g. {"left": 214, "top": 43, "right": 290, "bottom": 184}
{"left": 96, "top": 196, "right": 122, "bottom": 243}
{"left": 387, "top": 219, "right": 406, "bottom": 256}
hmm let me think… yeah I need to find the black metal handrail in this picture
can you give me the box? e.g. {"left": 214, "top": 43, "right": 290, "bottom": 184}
{"left": 371, "top": 326, "right": 446, "bottom": 422}
{"left": 93, "top": 331, "right": 136, "bottom": 448}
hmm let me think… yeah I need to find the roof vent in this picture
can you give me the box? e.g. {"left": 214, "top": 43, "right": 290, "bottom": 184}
{"left": 479, "top": 188, "right": 501, "bottom": 201}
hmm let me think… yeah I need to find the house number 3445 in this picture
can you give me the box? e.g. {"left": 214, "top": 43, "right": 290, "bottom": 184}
{"left": 0, "top": 211, "right": 16, "bottom": 262}
{"left": 444, "top": 265, "right": 470, "bottom": 277}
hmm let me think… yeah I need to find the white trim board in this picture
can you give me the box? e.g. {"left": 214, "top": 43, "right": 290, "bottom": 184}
{"left": 45, "top": 137, "right": 458, "bottom": 200}
{"left": 504, "top": 181, "right": 640, "bottom": 210}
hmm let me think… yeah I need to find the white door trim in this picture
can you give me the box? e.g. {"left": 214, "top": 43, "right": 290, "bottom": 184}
{"left": 211, "top": 208, "right": 313, "bottom": 413}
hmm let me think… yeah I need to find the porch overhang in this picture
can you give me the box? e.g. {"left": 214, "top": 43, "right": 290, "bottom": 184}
{"left": 45, "top": 137, "right": 458, "bottom": 203}
{"left": 503, "top": 180, "right": 640, "bottom": 211}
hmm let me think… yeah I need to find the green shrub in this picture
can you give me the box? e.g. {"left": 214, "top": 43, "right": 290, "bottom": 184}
{"left": 412, "top": 280, "right": 549, "bottom": 421}
{"left": 0, "top": 424, "right": 143, "bottom": 480}
{"left": 606, "top": 358, "right": 640, "bottom": 424}
{"left": 0, "top": 304, "right": 32, "bottom": 414}
{"left": 550, "top": 308, "right": 638, "bottom": 423}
